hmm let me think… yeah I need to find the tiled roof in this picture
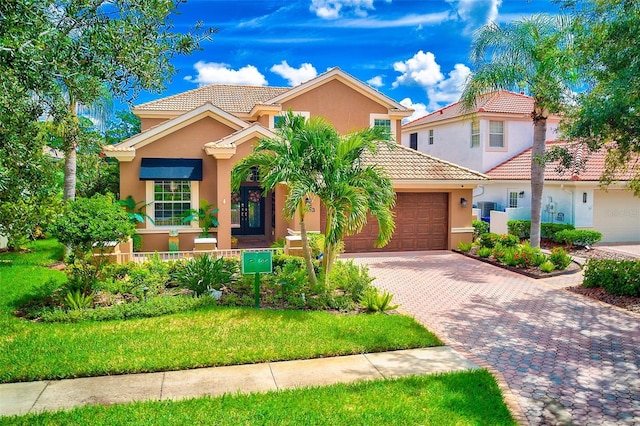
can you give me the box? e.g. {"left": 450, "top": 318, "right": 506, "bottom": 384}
{"left": 134, "top": 85, "right": 290, "bottom": 114}
{"left": 364, "top": 143, "right": 488, "bottom": 181}
{"left": 403, "top": 91, "right": 536, "bottom": 129}
{"left": 486, "top": 141, "right": 639, "bottom": 181}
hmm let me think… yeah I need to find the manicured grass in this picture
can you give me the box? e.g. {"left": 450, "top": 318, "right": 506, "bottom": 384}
{"left": 2, "top": 370, "right": 516, "bottom": 425}
{"left": 0, "top": 241, "right": 441, "bottom": 383}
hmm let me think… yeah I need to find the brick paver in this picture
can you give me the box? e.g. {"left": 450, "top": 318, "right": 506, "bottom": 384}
{"left": 350, "top": 251, "right": 640, "bottom": 426}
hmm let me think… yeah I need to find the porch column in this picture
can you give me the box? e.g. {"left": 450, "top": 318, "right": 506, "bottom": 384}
{"left": 216, "top": 159, "right": 233, "bottom": 249}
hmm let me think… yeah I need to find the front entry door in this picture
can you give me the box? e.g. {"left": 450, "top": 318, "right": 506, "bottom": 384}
{"left": 231, "top": 186, "right": 265, "bottom": 236}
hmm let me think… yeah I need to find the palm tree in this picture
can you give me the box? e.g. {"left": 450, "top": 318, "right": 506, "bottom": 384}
{"left": 316, "top": 127, "right": 396, "bottom": 280}
{"left": 461, "top": 14, "right": 576, "bottom": 247}
{"left": 231, "top": 112, "right": 320, "bottom": 287}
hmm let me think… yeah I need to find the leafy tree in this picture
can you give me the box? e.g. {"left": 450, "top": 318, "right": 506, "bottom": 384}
{"left": 461, "top": 14, "right": 577, "bottom": 247}
{"left": 0, "top": 0, "right": 215, "bottom": 200}
{"left": 231, "top": 113, "right": 319, "bottom": 287}
{"left": 558, "top": 0, "right": 640, "bottom": 195}
{"left": 50, "top": 194, "right": 136, "bottom": 258}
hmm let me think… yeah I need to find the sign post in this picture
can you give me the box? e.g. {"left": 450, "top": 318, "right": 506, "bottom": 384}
{"left": 241, "top": 251, "right": 273, "bottom": 308}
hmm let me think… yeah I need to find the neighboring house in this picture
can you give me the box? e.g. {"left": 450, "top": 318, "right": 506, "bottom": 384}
{"left": 483, "top": 141, "right": 640, "bottom": 243}
{"left": 104, "top": 67, "right": 488, "bottom": 252}
{"left": 401, "top": 91, "right": 561, "bottom": 173}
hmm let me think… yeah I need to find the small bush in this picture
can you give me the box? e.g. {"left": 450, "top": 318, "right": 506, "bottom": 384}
{"left": 328, "top": 260, "right": 374, "bottom": 302}
{"left": 478, "top": 233, "right": 501, "bottom": 249}
{"left": 173, "top": 255, "right": 238, "bottom": 296}
{"left": 477, "top": 247, "right": 492, "bottom": 258}
{"left": 553, "top": 229, "right": 603, "bottom": 247}
{"left": 507, "top": 220, "right": 575, "bottom": 239}
{"left": 549, "top": 247, "right": 572, "bottom": 270}
{"left": 583, "top": 259, "right": 640, "bottom": 296}
{"left": 63, "top": 289, "right": 94, "bottom": 310}
{"left": 472, "top": 220, "right": 489, "bottom": 239}
{"left": 540, "top": 261, "right": 556, "bottom": 273}
{"left": 498, "top": 233, "right": 520, "bottom": 248}
{"left": 40, "top": 295, "right": 218, "bottom": 323}
{"left": 457, "top": 241, "right": 473, "bottom": 252}
{"left": 360, "top": 289, "right": 399, "bottom": 313}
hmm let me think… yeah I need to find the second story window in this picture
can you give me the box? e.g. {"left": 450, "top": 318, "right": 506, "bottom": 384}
{"left": 489, "top": 120, "right": 504, "bottom": 148}
{"left": 471, "top": 120, "right": 480, "bottom": 148}
{"left": 428, "top": 129, "right": 434, "bottom": 145}
{"left": 374, "top": 118, "right": 392, "bottom": 140}
{"left": 409, "top": 132, "right": 418, "bottom": 150}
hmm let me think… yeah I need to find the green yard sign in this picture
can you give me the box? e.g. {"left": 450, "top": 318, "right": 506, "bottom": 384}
{"left": 241, "top": 251, "right": 273, "bottom": 308}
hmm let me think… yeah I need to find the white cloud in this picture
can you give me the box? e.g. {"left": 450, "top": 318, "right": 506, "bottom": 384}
{"left": 184, "top": 62, "right": 268, "bottom": 86}
{"left": 393, "top": 51, "right": 471, "bottom": 110}
{"left": 426, "top": 63, "right": 471, "bottom": 110}
{"left": 367, "top": 75, "right": 384, "bottom": 87}
{"left": 447, "top": 0, "right": 502, "bottom": 31}
{"left": 392, "top": 50, "right": 443, "bottom": 88}
{"left": 399, "top": 98, "right": 428, "bottom": 123}
{"left": 310, "top": 0, "right": 376, "bottom": 20}
{"left": 270, "top": 61, "right": 318, "bottom": 86}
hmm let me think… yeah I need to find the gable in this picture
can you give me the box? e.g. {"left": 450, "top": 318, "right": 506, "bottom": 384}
{"left": 281, "top": 79, "right": 389, "bottom": 134}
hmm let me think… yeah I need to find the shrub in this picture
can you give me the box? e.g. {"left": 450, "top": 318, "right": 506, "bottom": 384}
{"left": 457, "top": 241, "right": 473, "bottom": 252}
{"left": 360, "top": 289, "right": 399, "bottom": 313}
{"left": 553, "top": 229, "right": 603, "bottom": 247}
{"left": 491, "top": 243, "right": 510, "bottom": 263}
{"left": 548, "top": 247, "right": 572, "bottom": 270}
{"left": 63, "top": 289, "right": 94, "bottom": 311}
{"left": 472, "top": 220, "right": 489, "bottom": 240}
{"left": 507, "top": 220, "right": 575, "bottom": 239}
{"left": 583, "top": 259, "right": 640, "bottom": 296}
{"left": 540, "top": 260, "right": 556, "bottom": 273}
{"left": 328, "top": 260, "right": 374, "bottom": 302}
{"left": 40, "top": 295, "right": 218, "bottom": 323}
{"left": 173, "top": 255, "right": 238, "bottom": 296}
{"left": 478, "top": 232, "right": 501, "bottom": 249}
{"left": 498, "top": 233, "right": 520, "bottom": 248}
{"left": 477, "top": 247, "right": 492, "bottom": 258}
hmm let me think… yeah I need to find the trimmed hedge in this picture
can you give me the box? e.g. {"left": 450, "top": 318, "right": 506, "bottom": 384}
{"left": 553, "top": 229, "right": 602, "bottom": 247}
{"left": 583, "top": 259, "right": 640, "bottom": 296}
{"left": 507, "top": 220, "right": 575, "bottom": 239}
{"left": 472, "top": 220, "right": 489, "bottom": 239}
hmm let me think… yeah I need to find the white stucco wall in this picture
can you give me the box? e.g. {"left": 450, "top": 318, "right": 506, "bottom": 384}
{"left": 401, "top": 116, "right": 560, "bottom": 173}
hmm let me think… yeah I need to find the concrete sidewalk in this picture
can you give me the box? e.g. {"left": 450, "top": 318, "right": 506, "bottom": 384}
{"left": 0, "top": 347, "right": 477, "bottom": 418}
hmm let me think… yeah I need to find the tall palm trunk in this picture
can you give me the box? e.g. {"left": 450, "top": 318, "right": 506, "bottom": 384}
{"left": 530, "top": 110, "right": 547, "bottom": 248}
{"left": 63, "top": 99, "right": 79, "bottom": 200}
{"left": 298, "top": 200, "right": 318, "bottom": 287}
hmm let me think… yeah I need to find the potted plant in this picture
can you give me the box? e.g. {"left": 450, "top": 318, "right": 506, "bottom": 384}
{"left": 118, "top": 195, "right": 155, "bottom": 252}
{"left": 231, "top": 236, "right": 238, "bottom": 249}
{"left": 182, "top": 199, "right": 219, "bottom": 237}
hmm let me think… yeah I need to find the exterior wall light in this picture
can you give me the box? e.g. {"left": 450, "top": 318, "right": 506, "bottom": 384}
{"left": 583, "top": 192, "right": 588, "bottom": 203}
{"left": 460, "top": 197, "right": 468, "bottom": 208}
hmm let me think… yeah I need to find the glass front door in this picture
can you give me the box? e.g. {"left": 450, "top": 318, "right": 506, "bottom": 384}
{"left": 231, "top": 186, "right": 265, "bottom": 236}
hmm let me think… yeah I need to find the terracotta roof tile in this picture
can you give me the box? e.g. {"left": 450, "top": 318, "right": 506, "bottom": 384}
{"left": 403, "top": 91, "right": 536, "bottom": 129}
{"left": 487, "top": 141, "right": 639, "bottom": 181}
{"left": 135, "top": 85, "right": 290, "bottom": 114}
{"left": 364, "top": 143, "right": 488, "bottom": 181}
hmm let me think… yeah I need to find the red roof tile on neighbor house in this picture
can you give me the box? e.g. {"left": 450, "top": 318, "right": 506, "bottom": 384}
{"left": 403, "top": 91, "right": 535, "bottom": 129}
{"left": 486, "top": 141, "right": 639, "bottom": 181}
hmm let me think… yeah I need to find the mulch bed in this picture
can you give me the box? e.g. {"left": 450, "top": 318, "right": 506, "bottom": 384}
{"left": 459, "top": 239, "right": 640, "bottom": 314}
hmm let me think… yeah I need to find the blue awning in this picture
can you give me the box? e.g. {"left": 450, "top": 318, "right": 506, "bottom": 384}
{"left": 139, "top": 158, "right": 203, "bottom": 181}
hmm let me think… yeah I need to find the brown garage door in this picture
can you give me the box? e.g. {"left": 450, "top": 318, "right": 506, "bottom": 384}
{"left": 320, "top": 192, "right": 449, "bottom": 253}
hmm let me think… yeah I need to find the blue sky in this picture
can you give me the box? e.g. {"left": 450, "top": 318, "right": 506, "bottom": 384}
{"left": 132, "top": 0, "right": 561, "bottom": 122}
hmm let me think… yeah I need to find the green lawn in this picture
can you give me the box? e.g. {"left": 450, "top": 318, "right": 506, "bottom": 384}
{"left": 1, "top": 241, "right": 516, "bottom": 425}
{"left": 0, "top": 240, "right": 441, "bottom": 383}
{"left": 1, "top": 371, "right": 516, "bottom": 426}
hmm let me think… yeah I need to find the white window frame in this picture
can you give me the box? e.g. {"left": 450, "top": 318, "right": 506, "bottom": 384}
{"left": 370, "top": 113, "right": 395, "bottom": 141}
{"left": 471, "top": 120, "right": 480, "bottom": 148}
{"left": 270, "top": 111, "right": 310, "bottom": 129}
{"left": 428, "top": 129, "right": 434, "bottom": 145}
{"left": 145, "top": 180, "right": 200, "bottom": 230}
{"left": 508, "top": 191, "right": 518, "bottom": 208}
{"left": 488, "top": 120, "right": 506, "bottom": 150}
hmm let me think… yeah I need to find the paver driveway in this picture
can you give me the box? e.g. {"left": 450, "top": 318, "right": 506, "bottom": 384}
{"left": 350, "top": 251, "right": 640, "bottom": 426}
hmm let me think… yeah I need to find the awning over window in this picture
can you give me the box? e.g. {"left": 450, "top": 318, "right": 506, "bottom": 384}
{"left": 139, "top": 158, "right": 203, "bottom": 181}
